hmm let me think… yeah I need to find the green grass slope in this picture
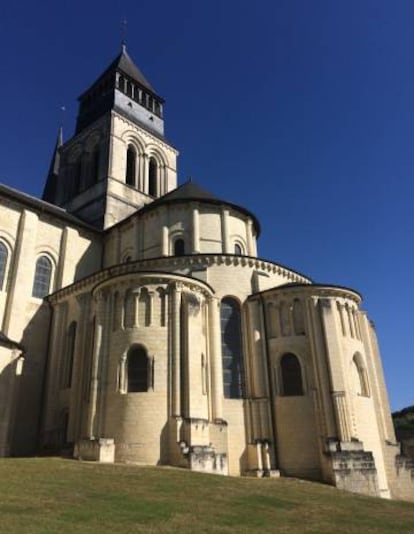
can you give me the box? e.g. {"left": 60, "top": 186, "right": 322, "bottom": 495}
{"left": 0, "top": 458, "right": 413, "bottom": 533}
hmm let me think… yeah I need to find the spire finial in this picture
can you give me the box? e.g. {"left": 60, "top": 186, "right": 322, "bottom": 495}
{"left": 121, "top": 18, "right": 127, "bottom": 52}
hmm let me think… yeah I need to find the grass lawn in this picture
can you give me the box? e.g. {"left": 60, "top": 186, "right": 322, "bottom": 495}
{"left": 0, "top": 458, "right": 413, "bottom": 533}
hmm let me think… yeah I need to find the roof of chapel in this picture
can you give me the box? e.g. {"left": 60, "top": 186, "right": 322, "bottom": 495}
{"left": 138, "top": 180, "right": 261, "bottom": 236}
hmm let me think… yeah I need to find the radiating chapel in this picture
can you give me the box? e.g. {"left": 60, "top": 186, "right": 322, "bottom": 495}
{"left": 0, "top": 45, "right": 412, "bottom": 500}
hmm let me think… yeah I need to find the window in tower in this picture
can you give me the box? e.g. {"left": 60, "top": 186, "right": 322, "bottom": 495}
{"left": 127, "top": 345, "right": 149, "bottom": 392}
{"left": 0, "top": 241, "right": 8, "bottom": 291}
{"left": 174, "top": 238, "right": 185, "bottom": 256}
{"left": 32, "top": 255, "right": 53, "bottom": 298}
{"left": 220, "top": 297, "right": 245, "bottom": 399}
{"left": 280, "top": 353, "right": 303, "bottom": 396}
{"left": 148, "top": 157, "right": 157, "bottom": 196}
{"left": 126, "top": 80, "right": 133, "bottom": 98}
{"left": 118, "top": 75, "right": 125, "bottom": 93}
{"left": 126, "top": 145, "right": 136, "bottom": 186}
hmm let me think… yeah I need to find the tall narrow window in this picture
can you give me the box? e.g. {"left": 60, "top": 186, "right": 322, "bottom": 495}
{"left": 148, "top": 157, "right": 157, "bottom": 196}
{"left": 62, "top": 322, "right": 77, "bottom": 389}
{"left": 221, "top": 297, "right": 244, "bottom": 399}
{"left": 174, "top": 238, "right": 185, "bottom": 256}
{"left": 234, "top": 244, "right": 242, "bottom": 255}
{"left": 126, "top": 145, "right": 136, "bottom": 186}
{"left": 32, "top": 255, "right": 52, "bottom": 298}
{"left": 280, "top": 353, "right": 303, "bottom": 396}
{"left": 0, "top": 242, "right": 8, "bottom": 291}
{"left": 127, "top": 345, "right": 148, "bottom": 392}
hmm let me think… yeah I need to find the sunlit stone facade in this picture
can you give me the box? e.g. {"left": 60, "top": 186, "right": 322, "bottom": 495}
{"left": 0, "top": 45, "right": 412, "bottom": 501}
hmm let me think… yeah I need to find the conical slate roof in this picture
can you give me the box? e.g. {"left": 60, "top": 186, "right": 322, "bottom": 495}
{"left": 79, "top": 44, "right": 158, "bottom": 99}
{"left": 144, "top": 180, "right": 261, "bottom": 236}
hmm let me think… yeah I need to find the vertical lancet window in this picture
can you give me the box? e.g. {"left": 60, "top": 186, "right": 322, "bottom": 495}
{"left": 0, "top": 242, "right": 8, "bottom": 290}
{"left": 62, "top": 322, "right": 77, "bottom": 389}
{"left": 126, "top": 145, "right": 136, "bottom": 186}
{"left": 234, "top": 244, "right": 242, "bottom": 255}
{"left": 32, "top": 255, "right": 52, "bottom": 298}
{"left": 220, "top": 297, "right": 245, "bottom": 399}
{"left": 280, "top": 353, "right": 303, "bottom": 396}
{"left": 148, "top": 157, "right": 157, "bottom": 196}
{"left": 127, "top": 345, "right": 149, "bottom": 392}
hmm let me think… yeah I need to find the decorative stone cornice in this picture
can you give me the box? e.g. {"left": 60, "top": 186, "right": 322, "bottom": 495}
{"left": 47, "top": 253, "right": 310, "bottom": 304}
{"left": 253, "top": 283, "right": 361, "bottom": 306}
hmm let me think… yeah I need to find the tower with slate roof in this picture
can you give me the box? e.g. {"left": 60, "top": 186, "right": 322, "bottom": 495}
{"left": 42, "top": 43, "right": 178, "bottom": 229}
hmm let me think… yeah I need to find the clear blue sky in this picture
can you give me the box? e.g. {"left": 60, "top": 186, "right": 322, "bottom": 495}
{"left": 0, "top": 0, "right": 412, "bottom": 410}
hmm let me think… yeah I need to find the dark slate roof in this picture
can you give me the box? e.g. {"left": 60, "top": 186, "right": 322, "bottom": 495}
{"left": 79, "top": 44, "right": 159, "bottom": 100}
{"left": 139, "top": 181, "right": 261, "bottom": 236}
{"left": 0, "top": 183, "right": 100, "bottom": 234}
{"left": 0, "top": 332, "right": 24, "bottom": 351}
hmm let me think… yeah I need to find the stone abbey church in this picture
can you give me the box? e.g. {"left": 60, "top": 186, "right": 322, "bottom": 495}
{"left": 0, "top": 45, "right": 412, "bottom": 501}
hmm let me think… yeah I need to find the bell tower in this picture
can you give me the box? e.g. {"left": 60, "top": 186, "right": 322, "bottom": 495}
{"left": 42, "top": 44, "right": 178, "bottom": 229}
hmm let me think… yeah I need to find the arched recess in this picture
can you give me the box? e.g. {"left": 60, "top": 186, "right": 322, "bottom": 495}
{"left": 279, "top": 301, "right": 291, "bottom": 336}
{"left": 220, "top": 297, "right": 245, "bottom": 399}
{"left": 127, "top": 345, "right": 150, "bottom": 392}
{"left": 138, "top": 288, "right": 151, "bottom": 326}
{"left": 0, "top": 240, "right": 11, "bottom": 291}
{"left": 32, "top": 255, "right": 54, "bottom": 298}
{"left": 279, "top": 353, "right": 304, "bottom": 396}
{"left": 293, "top": 299, "right": 305, "bottom": 335}
{"left": 352, "top": 353, "right": 370, "bottom": 397}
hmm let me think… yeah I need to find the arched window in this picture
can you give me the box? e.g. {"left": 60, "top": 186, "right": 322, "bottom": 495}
{"left": 148, "top": 157, "right": 157, "bottom": 196}
{"left": 62, "top": 322, "right": 77, "bottom": 389}
{"left": 280, "top": 353, "right": 303, "bottom": 396}
{"left": 352, "top": 353, "right": 370, "bottom": 397}
{"left": 32, "top": 255, "right": 52, "bottom": 298}
{"left": 221, "top": 297, "right": 245, "bottom": 399}
{"left": 126, "top": 145, "right": 136, "bottom": 186}
{"left": 174, "top": 238, "right": 185, "bottom": 256}
{"left": 0, "top": 242, "right": 8, "bottom": 291}
{"left": 234, "top": 244, "right": 242, "bottom": 255}
{"left": 127, "top": 345, "right": 149, "bottom": 392}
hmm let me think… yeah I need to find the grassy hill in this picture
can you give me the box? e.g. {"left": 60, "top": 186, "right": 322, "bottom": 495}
{"left": 0, "top": 458, "right": 413, "bottom": 533}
